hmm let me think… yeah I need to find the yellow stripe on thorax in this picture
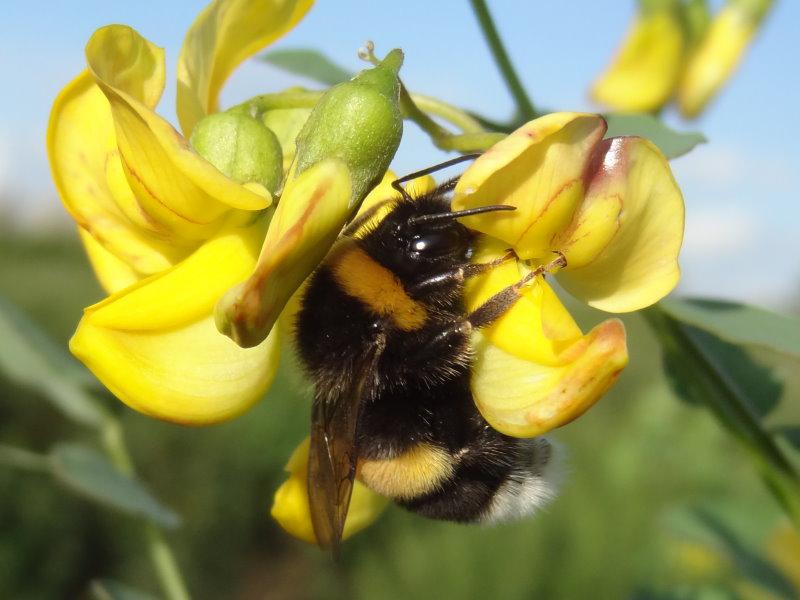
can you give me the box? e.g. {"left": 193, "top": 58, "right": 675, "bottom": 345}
{"left": 331, "top": 245, "right": 427, "bottom": 331}
{"left": 358, "top": 443, "right": 455, "bottom": 500}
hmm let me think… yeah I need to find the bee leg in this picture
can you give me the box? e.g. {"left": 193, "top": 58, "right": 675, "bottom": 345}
{"left": 408, "top": 252, "right": 515, "bottom": 295}
{"left": 418, "top": 253, "right": 566, "bottom": 357}
{"left": 467, "top": 252, "right": 567, "bottom": 329}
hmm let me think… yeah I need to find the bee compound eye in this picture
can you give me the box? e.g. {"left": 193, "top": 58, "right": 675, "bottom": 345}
{"left": 410, "top": 228, "right": 464, "bottom": 258}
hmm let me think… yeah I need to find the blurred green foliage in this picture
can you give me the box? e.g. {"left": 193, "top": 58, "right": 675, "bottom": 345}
{"left": 0, "top": 230, "right": 793, "bottom": 599}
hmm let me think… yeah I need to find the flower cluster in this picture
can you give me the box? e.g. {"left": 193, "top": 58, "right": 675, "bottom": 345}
{"left": 48, "top": 0, "right": 405, "bottom": 424}
{"left": 49, "top": 0, "right": 683, "bottom": 544}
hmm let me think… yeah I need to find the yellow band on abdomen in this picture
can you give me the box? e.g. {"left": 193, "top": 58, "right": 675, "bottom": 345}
{"left": 358, "top": 443, "right": 455, "bottom": 500}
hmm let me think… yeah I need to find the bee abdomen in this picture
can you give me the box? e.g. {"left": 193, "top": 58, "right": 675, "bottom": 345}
{"left": 396, "top": 437, "right": 558, "bottom": 524}
{"left": 479, "top": 438, "right": 558, "bottom": 524}
{"left": 358, "top": 443, "right": 455, "bottom": 500}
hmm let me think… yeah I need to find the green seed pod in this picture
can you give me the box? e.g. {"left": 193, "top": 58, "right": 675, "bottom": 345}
{"left": 293, "top": 49, "right": 403, "bottom": 207}
{"left": 190, "top": 112, "right": 283, "bottom": 194}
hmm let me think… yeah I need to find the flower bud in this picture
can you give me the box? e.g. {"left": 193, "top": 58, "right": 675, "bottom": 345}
{"left": 293, "top": 49, "right": 403, "bottom": 207}
{"left": 191, "top": 112, "right": 283, "bottom": 195}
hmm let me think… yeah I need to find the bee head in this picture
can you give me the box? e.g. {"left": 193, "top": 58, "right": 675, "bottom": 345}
{"left": 360, "top": 195, "right": 514, "bottom": 279}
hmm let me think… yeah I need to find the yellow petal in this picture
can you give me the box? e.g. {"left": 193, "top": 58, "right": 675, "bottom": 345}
{"left": 351, "top": 170, "right": 436, "bottom": 234}
{"left": 70, "top": 220, "right": 280, "bottom": 425}
{"left": 555, "top": 137, "right": 684, "bottom": 312}
{"left": 262, "top": 107, "right": 312, "bottom": 172}
{"left": 271, "top": 437, "right": 389, "bottom": 544}
{"left": 217, "top": 159, "right": 352, "bottom": 347}
{"left": 78, "top": 228, "right": 139, "bottom": 294}
{"left": 470, "top": 321, "right": 629, "bottom": 438}
{"left": 85, "top": 25, "right": 270, "bottom": 242}
{"left": 765, "top": 522, "right": 800, "bottom": 592}
{"left": 678, "top": 3, "right": 768, "bottom": 118}
{"left": 591, "top": 10, "right": 685, "bottom": 113}
{"left": 465, "top": 237, "right": 582, "bottom": 366}
{"left": 452, "top": 113, "right": 606, "bottom": 260}
{"left": 354, "top": 169, "right": 396, "bottom": 218}
{"left": 48, "top": 71, "right": 189, "bottom": 279}
{"left": 177, "top": 0, "right": 314, "bottom": 136}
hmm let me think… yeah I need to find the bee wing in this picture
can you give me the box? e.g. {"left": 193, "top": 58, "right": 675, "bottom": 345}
{"left": 307, "top": 341, "right": 384, "bottom": 556}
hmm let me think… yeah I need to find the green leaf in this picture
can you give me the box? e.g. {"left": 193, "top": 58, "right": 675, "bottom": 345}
{"left": 660, "top": 325, "right": 784, "bottom": 417}
{"left": 691, "top": 510, "right": 797, "bottom": 600}
{"left": 604, "top": 113, "right": 706, "bottom": 158}
{"left": 660, "top": 297, "right": 800, "bottom": 360}
{"left": 775, "top": 427, "right": 800, "bottom": 451}
{"left": 644, "top": 305, "right": 800, "bottom": 529}
{"left": 0, "top": 295, "right": 104, "bottom": 427}
{"left": 0, "top": 444, "right": 51, "bottom": 472}
{"left": 50, "top": 443, "right": 180, "bottom": 529}
{"left": 660, "top": 297, "right": 800, "bottom": 434}
{"left": 629, "top": 588, "right": 738, "bottom": 600}
{"left": 90, "top": 579, "right": 158, "bottom": 600}
{"left": 261, "top": 48, "right": 353, "bottom": 86}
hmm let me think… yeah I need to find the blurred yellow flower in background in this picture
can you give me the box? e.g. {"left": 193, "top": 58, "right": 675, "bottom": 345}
{"left": 592, "top": 5, "right": 685, "bottom": 113}
{"left": 593, "top": 0, "right": 773, "bottom": 118}
{"left": 677, "top": 0, "right": 774, "bottom": 117}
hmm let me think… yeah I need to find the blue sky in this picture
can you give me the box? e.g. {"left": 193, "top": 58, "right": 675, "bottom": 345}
{"left": 0, "top": 1, "right": 798, "bottom": 308}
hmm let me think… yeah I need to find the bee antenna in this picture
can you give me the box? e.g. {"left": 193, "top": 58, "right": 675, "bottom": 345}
{"left": 407, "top": 204, "right": 516, "bottom": 226}
{"left": 391, "top": 154, "right": 482, "bottom": 202}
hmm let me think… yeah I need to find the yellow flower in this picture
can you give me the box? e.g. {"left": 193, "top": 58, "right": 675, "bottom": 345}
{"left": 452, "top": 112, "right": 684, "bottom": 436}
{"left": 678, "top": 0, "right": 773, "bottom": 118}
{"left": 592, "top": 6, "right": 685, "bottom": 113}
{"left": 271, "top": 438, "right": 389, "bottom": 544}
{"left": 593, "top": 0, "right": 773, "bottom": 118}
{"left": 48, "top": 0, "right": 314, "bottom": 423}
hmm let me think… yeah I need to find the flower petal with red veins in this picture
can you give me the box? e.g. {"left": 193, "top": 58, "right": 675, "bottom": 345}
{"left": 555, "top": 137, "right": 684, "bottom": 312}
{"left": 85, "top": 25, "right": 270, "bottom": 242}
{"left": 452, "top": 113, "right": 606, "bottom": 260}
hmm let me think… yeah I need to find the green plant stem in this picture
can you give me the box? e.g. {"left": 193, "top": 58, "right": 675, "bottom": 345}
{"left": 643, "top": 304, "right": 800, "bottom": 531}
{"left": 409, "top": 94, "right": 485, "bottom": 133}
{"left": 0, "top": 444, "right": 50, "bottom": 472}
{"left": 232, "top": 87, "right": 502, "bottom": 152}
{"left": 400, "top": 84, "right": 505, "bottom": 152}
{"left": 101, "top": 419, "right": 191, "bottom": 600}
{"left": 469, "top": 0, "right": 537, "bottom": 120}
{"left": 400, "top": 84, "right": 451, "bottom": 140}
{"left": 144, "top": 523, "right": 191, "bottom": 600}
{"left": 228, "top": 91, "right": 322, "bottom": 117}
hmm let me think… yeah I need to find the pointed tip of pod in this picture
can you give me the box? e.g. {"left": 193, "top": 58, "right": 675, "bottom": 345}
{"left": 352, "top": 48, "right": 404, "bottom": 92}
{"left": 379, "top": 48, "right": 404, "bottom": 74}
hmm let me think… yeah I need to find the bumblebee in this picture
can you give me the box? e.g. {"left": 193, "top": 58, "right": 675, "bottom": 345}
{"left": 295, "top": 156, "right": 561, "bottom": 552}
